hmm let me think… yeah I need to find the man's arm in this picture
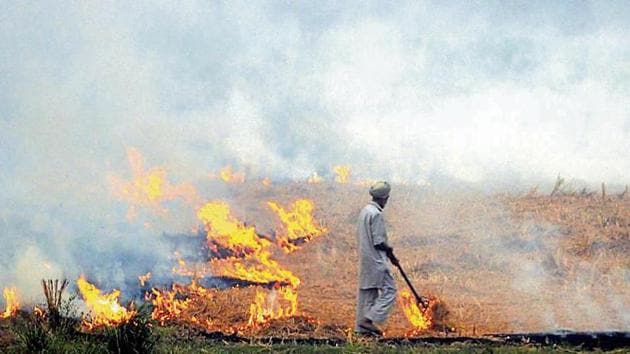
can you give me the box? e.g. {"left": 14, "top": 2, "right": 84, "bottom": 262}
{"left": 371, "top": 213, "right": 399, "bottom": 265}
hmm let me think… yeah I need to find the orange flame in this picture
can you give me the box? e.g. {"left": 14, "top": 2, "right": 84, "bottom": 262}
{"left": 211, "top": 252, "right": 300, "bottom": 288}
{"left": 197, "top": 201, "right": 300, "bottom": 287}
{"left": 170, "top": 256, "right": 199, "bottom": 278}
{"left": 399, "top": 289, "right": 431, "bottom": 332}
{"left": 149, "top": 282, "right": 212, "bottom": 325}
{"left": 197, "top": 201, "right": 265, "bottom": 256}
{"left": 33, "top": 306, "right": 45, "bottom": 318}
{"left": 77, "top": 276, "right": 135, "bottom": 330}
{"left": 333, "top": 165, "right": 351, "bottom": 183}
{"left": 218, "top": 166, "right": 246, "bottom": 183}
{"left": 150, "top": 288, "right": 190, "bottom": 325}
{"left": 164, "top": 198, "right": 328, "bottom": 330}
{"left": 138, "top": 272, "right": 152, "bottom": 287}
{"left": 110, "top": 147, "right": 198, "bottom": 220}
{"left": 248, "top": 287, "right": 298, "bottom": 326}
{"left": 267, "top": 199, "right": 327, "bottom": 253}
{"left": 262, "top": 178, "right": 272, "bottom": 187}
{"left": 1, "top": 287, "right": 19, "bottom": 319}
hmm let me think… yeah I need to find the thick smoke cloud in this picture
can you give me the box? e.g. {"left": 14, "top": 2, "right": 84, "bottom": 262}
{"left": 0, "top": 1, "right": 628, "bottom": 304}
{"left": 2, "top": 1, "right": 629, "bottom": 186}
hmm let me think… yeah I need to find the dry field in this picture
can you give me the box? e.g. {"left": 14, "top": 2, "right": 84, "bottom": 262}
{"left": 1, "top": 180, "right": 628, "bottom": 346}
{"left": 160, "top": 181, "right": 629, "bottom": 338}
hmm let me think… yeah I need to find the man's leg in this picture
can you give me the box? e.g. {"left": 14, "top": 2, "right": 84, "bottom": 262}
{"left": 365, "top": 271, "right": 397, "bottom": 325}
{"left": 355, "top": 288, "right": 378, "bottom": 333}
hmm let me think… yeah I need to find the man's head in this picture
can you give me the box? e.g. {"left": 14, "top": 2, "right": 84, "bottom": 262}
{"left": 369, "top": 181, "right": 391, "bottom": 208}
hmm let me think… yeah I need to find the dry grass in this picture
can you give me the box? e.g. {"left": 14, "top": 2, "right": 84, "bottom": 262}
{"left": 154, "top": 181, "right": 630, "bottom": 337}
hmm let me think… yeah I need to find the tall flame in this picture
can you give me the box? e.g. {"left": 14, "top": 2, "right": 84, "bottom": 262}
{"left": 267, "top": 199, "right": 327, "bottom": 253}
{"left": 1, "top": 287, "right": 19, "bottom": 319}
{"left": 333, "top": 165, "right": 351, "bottom": 183}
{"left": 77, "top": 276, "right": 135, "bottom": 330}
{"left": 156, "top": 197, "right": 328, "bottom": 331}
{"left": 197, "top": 201, "right": 265, "bottom": 256}
{"left": 109, "top": 147, "right": 198, "bottom": 220}
{"left": 196, "top": 200, "right": 304, "bottom": 328}
{"left": 399, "top": 290, "right": 431, "bottom": 332}
{"left": 197, "top": 201, "right": 300, "bottom": 287}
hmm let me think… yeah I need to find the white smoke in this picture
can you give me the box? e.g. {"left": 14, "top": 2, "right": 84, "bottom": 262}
{"left": 0, "top": 1, "right": 628, "bottom": 317}
{"left": 1, "top": 2, "right": 629, "bottom": 185}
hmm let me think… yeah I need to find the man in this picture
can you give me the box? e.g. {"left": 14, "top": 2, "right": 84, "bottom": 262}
{"left": 355, "top": 181, "right": 399, "bottom": 336}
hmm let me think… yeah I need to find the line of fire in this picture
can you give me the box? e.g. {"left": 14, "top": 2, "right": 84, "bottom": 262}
{"left": 1, "top": 148, "right": 439, "bottom": 340}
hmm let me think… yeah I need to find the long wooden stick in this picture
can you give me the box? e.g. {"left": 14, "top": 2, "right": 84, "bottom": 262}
{"left": 394, "top": 263, "right": 428, "bottom": 309}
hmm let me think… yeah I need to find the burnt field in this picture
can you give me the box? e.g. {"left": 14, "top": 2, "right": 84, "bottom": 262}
{"left": 1, "top": 179, "right": 629, "bottom": 351}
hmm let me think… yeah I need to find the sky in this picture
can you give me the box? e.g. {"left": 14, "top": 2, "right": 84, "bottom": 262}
{"left": 0, "top": 1, "right": 629, "bottom": 295}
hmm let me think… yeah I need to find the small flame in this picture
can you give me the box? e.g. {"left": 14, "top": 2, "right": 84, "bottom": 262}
{"left": 262, "top": 178, "right": 272, "bottom": 187}
{"left": 399, "top": 290, "right": 431, "bottom": 332}
{"left": 151, "top": 283, "right": 194, "bottom": 325}
{"left": 218, "top": 166, "right": 246, "bottom": 183}
{"left": 77, "top": 276, "right": 135, "bottom": 330}
{"left": 248, "top": 287, "right": 298, "bottom": 326}
{"left": 1, "top": 287, "right": 19, "bottom": 319}
{"left": 267, "top": 199, "right": 327, "bottom": 253}
{"left": 149, "top": 281, "right": 223, "bottom": 332}
{"left": 333, "top": 165, "right": 351, "bottom": 183}
{"left": 307, "top": 172, "right": 324, "bottom": 184}
{"left": 33, "top": 306, "right": 45, "bottom": 318}
{"left": 171, "top": 255, "right": 205, "bottom": 278}
{"left": 138, "top": 272, "right": 152, "bottom": 287}
{"left": 355, "top": 179, "right": 377, "bottom": 187}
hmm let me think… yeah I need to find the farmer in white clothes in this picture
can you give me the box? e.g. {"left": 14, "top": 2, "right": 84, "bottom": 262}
{"left": 355, "top": 181, "right": 398, "bottom": 336}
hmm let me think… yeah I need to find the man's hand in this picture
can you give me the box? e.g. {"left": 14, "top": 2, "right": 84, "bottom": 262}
{"left": 385, "top": 247, "right": 399, "bottom": 266}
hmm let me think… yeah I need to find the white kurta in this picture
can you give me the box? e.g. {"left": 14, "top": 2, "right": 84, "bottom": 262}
{"left": 355, "top": 201, "right": 397, "bottom": 329}
{"left": 356, "top": 201, "right": 390, "bottom": 289}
